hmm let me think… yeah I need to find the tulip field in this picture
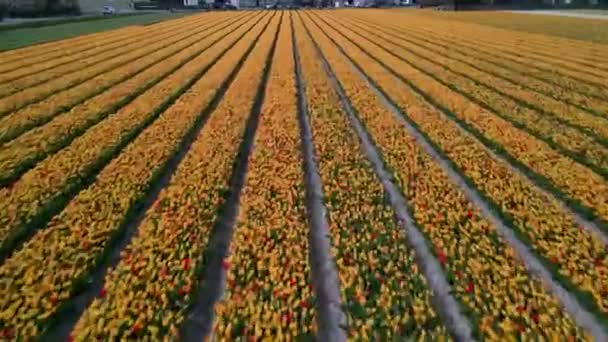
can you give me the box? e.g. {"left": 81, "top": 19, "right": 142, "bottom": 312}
{"left": 0, "top": 8, "right": 607, "bottom": 341}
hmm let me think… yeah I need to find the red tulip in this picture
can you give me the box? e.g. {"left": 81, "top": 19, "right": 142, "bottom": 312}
{"left": 466, "top": 210, "right": 473, "bottom": 219}
{"left": 99, "top": 288, "right": 106, "bottom": 298}
{"left": 159, "top": 266, "right": 168, "bottom": 279}
{"left": 436, "top": 249, "right": 447, "bottom": 265}
{"left": 531, "top": 313, "right": 539, "bottom": 324}
{"left": 549, "top": 256, "right": 558, "bottom": 264}
{"left": 283, "top": 312, "right": 292, "bottom": 324}
{"left": 1, "top": 328, "right": 14, "bottom": 339}
{"left": 465, "top": 281, "right": 473, "bottom": 293}
{"left": 222, "top": 260, "right": 230, "bottom": 270}
{"left": 131, "top": 322, "right": 142, "bottom": 334}
{"left": 182, "top": 258, "right": 191, "bottom": 271}
{"left": 179, "top": 284, "right": 190, "bottom": 296}
{"left": 343, "top": 252, "right": 352, "bottom": 265}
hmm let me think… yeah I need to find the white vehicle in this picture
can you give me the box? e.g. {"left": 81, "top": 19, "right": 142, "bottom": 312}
{"left": 102, "top": 5, "right": 116, "bottom": 14}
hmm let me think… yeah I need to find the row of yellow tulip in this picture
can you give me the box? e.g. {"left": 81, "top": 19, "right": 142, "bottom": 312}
{"left": 0, "top": 15, "right": 221, "bottom": 117}
{"left": 396, "top": 13, "right": 608, "bottom": 92}
{"left": 316, "top": 18, "right": 608, "bottom": 318}
{"left": 347, "top": 18, "right": 608, "bottom": 149}
{"left": 300, "top": 11, "right": 589, "bottom": 339}
{"left": 293, "top": 15, "right": 446, "bottom": 339}
{"left": 316, "top": 11, "right": 608, "bottom": 229}
{"left": 309, "top": 10, "right": 608, "bottom": 318}
{"left": 344, "top": 11, "right": 608, "bottom": 110}
{"left": 0, "top": 12, "right": 269, "bottom": 338}
{"left": 418, "top": 11, "right": 608, "bottom": 60}
{"left": 213, "top": 13, "right": 317, "bottom": 339}
{"left": 0, "top": 13, "right": 258, "bottom": 186}
{"left": 0, "top": 12, "right": 262, "bottom": 280}
{"left": 334, "top": 17, "right": 608, "bottom": 180}
{"left": 0, "top": 13, "right": 216, "bottom": 91}
{"left": 347, "top": 17, "right": 608, "bottom": 133}
{"left": 0, "top": 11, "right": 208, "bottom": 73}
{"left": 72, "top": 13, "right": 278, "bottom": 340}
{"left": 0, "top": 25, "right": 147, "bottom": 73}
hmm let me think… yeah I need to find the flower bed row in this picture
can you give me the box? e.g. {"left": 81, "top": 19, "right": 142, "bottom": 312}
{"left": 0, "top": 24, "right": 146, "bottom": 73}
{"left": 343, "top": 11, "right": 608, "bottom": 107}
{"left": 0, "top": 13, "right": 271, "bottom": 339}
{"left": 0, "top": 11, "right": 263, "bottom": 282}
{"left": 318, "top": 12, "right": 608, "bottom": 229}
{"left": 293, "top": 15, "right": 445, "bottom": 339}
{"left": 397, "top": 13, "right": 608, "bottom": 90}
{"left": 212, "top": 13, "right": 317, "bottom": 339}
{"left": 0, "top": 15, "right": 220, "bottom": 118}
{"left": 0, "top": 13, "right": 198, "bottom": 72}
{"left": 349, "top": 18, "right": 608, "bottom": 138}
{"left": 302, "top": 11, "right": 589, "bottom": 339}
{"left": 72, "top": 13, "right": 278, "bottom": 340}
{"left": 0, "top": 14, "right": 213, "bottom": 96}
{"left": 312, "top": 10, "right": 608, "bottom": 319}
{"left": 0, "top": 15, "right": 209, "bottom": 90}
{"left": 0, "top": 12, "right": 257, "bottom": 186}
{"left": 402, "top": 27, "right": 608, "bottom": 117}
{"left": 340, "top": 19, "right": 608, "bottom": 181}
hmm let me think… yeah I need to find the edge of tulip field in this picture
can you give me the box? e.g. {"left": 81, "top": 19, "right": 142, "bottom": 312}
{"left": 297, "top": 11, "right": 475, "bottom": 342}
{"left": 414, "top": 15, "right": 608, "bottom": 91}
{"left": 307, "top": 11, "right": 608, "bottom": 241}
{"left": 0, "top": 14, "right": 249, "bottom": 146}
{"left": 177, "top": 12, "right": 280, "bottom": 340}
{"left": 0, "top": 15, "right": 243, "bottom": 128}
{"left": 0, "top": 13, "right": 260, "bottom": 188}
{"left": 337, "top": 16, "right": 608, "bottom": 181}
{"left": 291, "top": 14, "right": 348, "bottom": 341}
{"left": 0, "top": 13, "right": 270, "bottom": 267}
{"left": 394, "top": 17, "right": 608, "bottom": 108}
{"left": 302, "top": 10, "right": 608, "bottom": 337}
{"left": 0, "top": 12, "right": 195, "bottom": 64}
{"left": 0, "top": 14, "right": 208, "bottom": 84}
{"left": 348, "top": 16, "right": 608, "bottom": 124}
{"left": 37, "top": 12, "right": 277, "bottom": 341}
{"left": 0, "top": 15, "right": 205, "bottom": 87}
{"left": 343, "top": 17, "right": 608, "bottom": 152}
{"left": 0, "top": 16, "right": 233, "bottom": 121}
